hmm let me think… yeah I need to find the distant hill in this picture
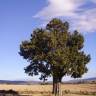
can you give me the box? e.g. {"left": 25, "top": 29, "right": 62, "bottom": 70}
{"left": 64, "top": 77, "right": 96, "bottom": 84}
{"left": 0, "top": 77, "right": 96, "bottom": 84}
{"left": 0, "top": 80, "right": 40, "bottom": 85}
{"left": 84, "top": 77, "right": 96, "bottom": 81}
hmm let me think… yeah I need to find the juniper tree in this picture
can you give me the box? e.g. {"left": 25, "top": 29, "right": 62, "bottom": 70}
{"left": 19, "top": 18, "right": 90, "bottom": 96}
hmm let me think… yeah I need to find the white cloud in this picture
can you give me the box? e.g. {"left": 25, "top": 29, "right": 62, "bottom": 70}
{"left": 75, "top": 9, "right": 96, "bottom": 32}
{"left": 34, "top": 0, "right": 83, "bottom": 19}
{"left": 34, "top": 0, "right": 96, "bottom": 33}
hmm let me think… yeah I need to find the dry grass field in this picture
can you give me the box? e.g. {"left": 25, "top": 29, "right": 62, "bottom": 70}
{"left": 0, "top": 84, "right": 96, "bottom": 96}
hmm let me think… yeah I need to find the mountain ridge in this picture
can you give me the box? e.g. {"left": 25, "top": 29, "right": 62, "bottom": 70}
{"left": 0, "top": 77, "right": 96, "bottom": 84}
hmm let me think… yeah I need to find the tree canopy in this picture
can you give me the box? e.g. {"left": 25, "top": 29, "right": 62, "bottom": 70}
{"left": 19, "top": 18, "right": 90, "bottom": 95}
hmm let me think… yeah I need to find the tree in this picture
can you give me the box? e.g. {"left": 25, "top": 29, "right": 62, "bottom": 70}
{"left": 19, "top": 18, "right": 91, "bottom": 96}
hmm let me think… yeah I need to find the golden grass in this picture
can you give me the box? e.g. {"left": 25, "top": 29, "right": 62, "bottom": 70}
{"left": 0, "top": 84, "right": 96, "bottom": 96}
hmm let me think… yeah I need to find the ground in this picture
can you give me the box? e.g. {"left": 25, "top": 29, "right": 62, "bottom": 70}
{"left": 0, "top": 84, "right": 96, "bottom": 96}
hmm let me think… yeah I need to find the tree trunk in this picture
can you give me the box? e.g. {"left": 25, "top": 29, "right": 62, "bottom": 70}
{"left": 52, "top": 76, "right": 57, "bottom": 95}
{"left": 57, "top": 77, "right": 62, "bottom": 96}
{"left": 57, "top": 82, "right": 61, "bottom": 96}
{"left": 52, "top": 76, "right": 62, "bottom": 96}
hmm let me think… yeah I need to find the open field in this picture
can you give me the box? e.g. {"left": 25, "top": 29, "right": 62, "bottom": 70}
{"left": 0, "top": 84, "right": 96, "bottom": 96}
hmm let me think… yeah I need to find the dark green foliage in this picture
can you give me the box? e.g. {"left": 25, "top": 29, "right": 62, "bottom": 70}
{"left": 19, "top": 18, "right": 90, "bottom": 82}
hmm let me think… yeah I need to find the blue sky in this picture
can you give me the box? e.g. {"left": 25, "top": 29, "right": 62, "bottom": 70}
{"left": 0, "top": 0, "right": 96, "bottom": 81}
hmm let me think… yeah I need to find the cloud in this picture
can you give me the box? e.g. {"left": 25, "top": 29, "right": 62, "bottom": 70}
{"left": 34, "top": 0, "right": 83, "bottom": 19}
{"left": 75, "top": 9, "right": 96, "bottom": 32}
{"left": 33, "top": 0, "right": 96, "bottom": 33}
